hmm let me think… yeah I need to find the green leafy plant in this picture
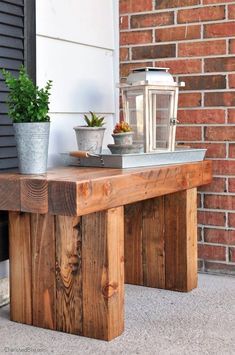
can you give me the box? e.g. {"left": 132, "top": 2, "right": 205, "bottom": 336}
{"left": 0, "top": 66, "right": 52, "bottom": 123}
{"left": 84, "top": 111, "right": 105, "bottom": 127}
{"left": 113, "top": 121, "right": 132, "bottom": 133}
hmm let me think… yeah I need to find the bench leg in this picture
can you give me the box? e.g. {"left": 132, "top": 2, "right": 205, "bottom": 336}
{"left": 124, "top": 188, "right": 197, "bottom": 292}
{"left": 9, "top": 207, "right": 124, "bottom": 341}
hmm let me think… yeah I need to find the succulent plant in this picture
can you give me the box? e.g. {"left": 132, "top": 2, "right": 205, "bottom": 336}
{"left": 113, "top": 121, "right": 132, "bottom": 134}
{"left": 84, "top": 111, "right": 105, "bottom": 127}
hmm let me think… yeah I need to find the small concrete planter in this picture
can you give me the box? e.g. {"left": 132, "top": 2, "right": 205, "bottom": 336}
{"left": 14, "top": 122, "right": 50, "bottom": 174}
{"left": 74, "top": 126, "right": 105, "bottom": 154}
{"left": 112, "top": 132, "right": 134, "bottom": 145}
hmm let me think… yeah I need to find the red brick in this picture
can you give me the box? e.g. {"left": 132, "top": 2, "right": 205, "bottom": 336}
{"left": 229, "top": 144, "right": 235, "bottom": 158}
{"left": 120, "top": 16, "right": 128, "bottom": 30}
{"left": 132, "top": 44, "right": 175, "bottom": 60}
{"left": 155, "top": 59, "right": 202, "bottom": 74}
{"left": 228, "top": 4, "right": 235, "bottom": 19}
{"left": 205, "top": 126, "right": 235, "bottom": 141}
{"left": 156, "top": 25, "right": 200, "bottom": 42}
{"left": 120, "top": 30, "right": 152, "bottom": 45}
{"left": 229, "top": 74, "right": 235, "bottom": 88}
{"left": 229, "top": 247, "right": 235, "bottom": 262}
{"left": 176, "top": 126, "right": 202, "bottom": 141}
{"left": 120, "top": 0, "right": 152, "bottom": 14}
{"left": 178, "top": 40, "right": 226, "bottom": 57}
{"left": 120, "top": 47, "right": 129, "bottom": 61}
{"left": 178, "top": 109, "right": 225, "bottom": 124}
{"left": 205, "top": 228, "right": 235, "bottom": 245}
{"left": 205, "top": 92, "right": 235, "bottom": 106}
{"left": 178, "top": 6, "right": 225, "bottom": 23}
{"left": 228, "top": 109, "right": 235, "bottom": 123}
{"left": 156, "top": 0, "right": 200, "bottom": 9}
{"left": 178, "top": 93, "right": 202, "bottom": 107}
{"left": 197, "top": 193, "right": 201, "bottom": 208}
{"left": 198, "top": 211, "right": 225, "bottom": 226}
{"left": 228, "top": 213, "right": 235, "bottom": 228}
{"left": 228, "top": 177, "right": 235, "bottom": 191}
{"left": 213, "top": 160, "right": 235, "bottom": 176}
{"left": 190, "top": 143, "right": 226, "bottom": 158}
{"left": 229, "top": 39, "right": 235, "bottom": 53}
{"left": 205, "top": 195, "right": 235, "bottom": 210}
{"left": 203, "top": 0, "right": 234, "bottom": 3}
{"left": 198, "top": 244, "right": 226, "bottom": 260}
{"left": 205, "top": 261, "right": 235, "bottom": 275}
{"left": 198, "top": 260, "right": 204, "bottom": 271}
{"left": 204, "top": 22, "right": 235, "bottom": 38}
{"left": 199, "top": 177, "right": 226, "bottom": 192}
{"left": 205, "top": 57, "right": 235, "bottom": 72}
{"left": 131, "top": 12, "right": 174, "bottom": 28}
{"left": 180, "top": 75, "right": 226, "bottom": 90}
{"left": 120, "top": 62, "right": 153, "bottom": 78}
{"left": 198, "top": 227, "right": 202, "bottom": 241}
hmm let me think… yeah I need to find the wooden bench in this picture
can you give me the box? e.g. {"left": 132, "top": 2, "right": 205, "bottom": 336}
{"left": 0, "top": 161, "right": 212, "bottom": 340}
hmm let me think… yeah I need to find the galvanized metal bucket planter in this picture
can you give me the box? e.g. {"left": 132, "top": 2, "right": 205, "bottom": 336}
{"left": 13, "top": 122, "right": 50, "bottom": 174}
{"left": 73, "top": 126, "right": 105, "bottom": 154}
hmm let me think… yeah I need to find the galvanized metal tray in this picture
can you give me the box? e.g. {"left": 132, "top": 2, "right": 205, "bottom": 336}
{"left": 61, "top": 149, "right": 206, "bottom": 169}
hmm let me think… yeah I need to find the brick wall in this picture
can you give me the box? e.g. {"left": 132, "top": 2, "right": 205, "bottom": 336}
{"left": 120, "top": 0, "right": 235, "bottom": 275}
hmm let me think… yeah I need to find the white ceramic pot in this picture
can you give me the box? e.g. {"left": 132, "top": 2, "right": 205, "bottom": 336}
{"left": 73, "top": 126, "right": 106, "bottom": 154}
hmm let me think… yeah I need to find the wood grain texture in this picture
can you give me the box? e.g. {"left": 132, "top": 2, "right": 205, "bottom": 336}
{"left": 55, "top": 215, "right": 82, "bottom": 335}
{"left": 124, "top": 202, "right": 144, "bottom": 285}
{"left": 0, "top": 176, "right": 20, "bottom": 211}
{"left": 142, "top": 197, "right": 165, "bottom": 288}
{"left": 124, "top": 198, "right": 165, "bottom": 288}
{"left": 31, "top": 213, "right": 56, "bottom": 330}
{"left": 48, "top": 181, "right": 77, "bottom": 216}
{"left": 74, "top": 161, "right": 212, "bottom": 217}
{"left": 82, "top": 207, "right": 124, "bottom": 340}
{"left": 164, "top": 188, "right": 198, "bottom": 292}
{"left": 21, "top": 179, "right": 48, "bottom": 213}
{"left": 9, "top": 211, "right": 32, "bottom": 324}
{"left": 0, "top": 161, "right": 212, "bottom": 216}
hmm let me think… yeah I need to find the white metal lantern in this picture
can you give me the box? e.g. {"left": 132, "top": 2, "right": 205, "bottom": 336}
{"left": 120, "top": 67, "right": 185, "bottom": 153}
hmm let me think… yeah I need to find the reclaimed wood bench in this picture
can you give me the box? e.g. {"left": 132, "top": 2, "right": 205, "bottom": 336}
{"left": 0, "top": 161, "right": 212, "bottom": 341}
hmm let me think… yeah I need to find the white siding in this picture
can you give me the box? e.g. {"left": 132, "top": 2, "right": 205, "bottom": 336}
{"left": 36, "top": 0, "right": 119, "bottom": 166}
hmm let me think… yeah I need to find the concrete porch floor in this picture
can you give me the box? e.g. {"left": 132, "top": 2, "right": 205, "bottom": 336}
{"left": 0, "top": 274, "right": 234, "bottom": 355}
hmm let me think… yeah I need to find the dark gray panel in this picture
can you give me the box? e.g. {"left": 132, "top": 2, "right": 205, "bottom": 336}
{"left": 0, "top": 11, "right": 23, "bottom": 26}
{"left": 0, "top": 146, "right": 16, "bottom": 157}
{"left": 0, "top": 136, "right": 16, "bottom": 146}
{"left": 0, "top": 92, "right": 8, "bottom": 101}
{"left": 0, "top": 102, "right": 8, "bottom": 113}
{"left": 0, "top": 157, "right": 18, "bottom": 168}
{"left": 2, "top": 0, "right": 23, "bottom": 6}
{"left": 0, "top": 81, "right": 8, "bottom": 91}
{"left": 0, "top": 2, "right": 23, "bottom": 16}
{"left": 0, "top": 115, "right": 11, "bottom": 124}
{"left": 0, "top": 46, "right": 23, "bottom": 59}
{"left": 0, "top": 34, "right": 23, "bottom": 48}
{"left": 0, "top": 57, "right": 21, "bottom": 69}
{"left": 0, "top": 23, "right": 23, "bottom": 37}
{"left": 0, "top": 125, "right": 14, "bottom": 135}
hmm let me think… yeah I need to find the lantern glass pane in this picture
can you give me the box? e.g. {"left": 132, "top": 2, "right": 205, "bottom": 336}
{"left": 150, "top": 91, "right": 173, "bottom": 150}
{"left": 124, "top": 90, "right": 144, "bottom": 144}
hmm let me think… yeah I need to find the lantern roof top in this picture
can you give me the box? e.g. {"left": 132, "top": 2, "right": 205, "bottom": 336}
{"left": 126, "top": 67, "right": 176, "bottom": 86}
{"left": 126, "top": 67, "right": 177, "bottom": 86}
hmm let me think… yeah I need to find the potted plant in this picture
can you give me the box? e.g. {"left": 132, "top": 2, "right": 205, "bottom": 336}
{"left": 108, "top": 121, "right": 143, "bottom": 154}
{"left": 1, "top": 66, "right": 52, "bottom": 174}
{"left": 73, "top": 111, "right": 106, "bottom": 154}
{"left": 112, "top": 121, "right": 134, "bottom": 145}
